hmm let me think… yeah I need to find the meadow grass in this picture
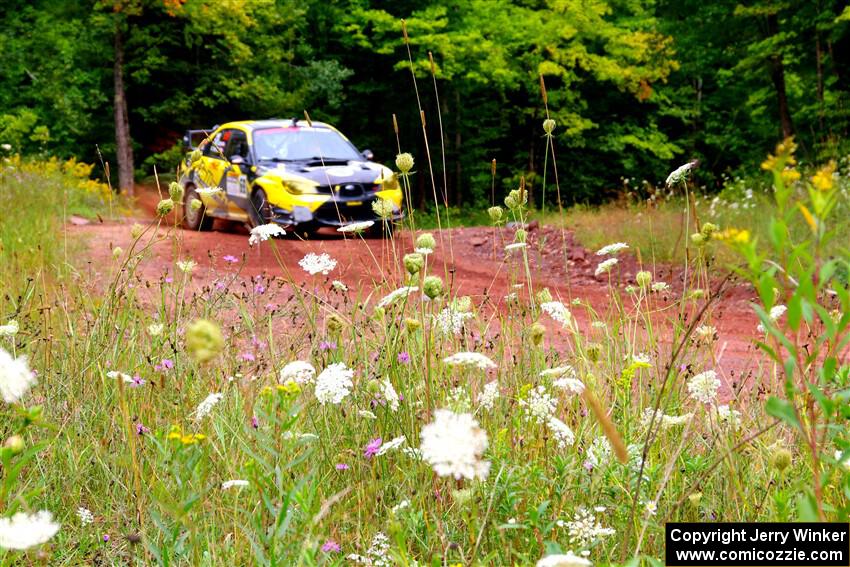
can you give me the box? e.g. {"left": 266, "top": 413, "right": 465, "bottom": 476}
{"left": 1, "top": 144, "right": 849, "bottom": 567}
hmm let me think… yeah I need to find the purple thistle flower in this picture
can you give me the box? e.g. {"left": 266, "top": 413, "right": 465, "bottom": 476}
{"left": 335, "top": 463, "right": 349, "bottom": 470}
{"left": 319, "top": 340, "right": 337, "bottom": 351}
{"left": 254, "top": 283, "right": 266, "bottom": 294}
{"left": 363, "top": 437, "right": 382, "bottom": 459}
{"left": 129, "top": 375, "right": 146, "bottom": 388}
{"left": 136, "top": 423, "right": 150, "bottom": 435}
{"left": 251, "top": 416, "right": 260, "bottom": 429}
{"left": 240, "top": 352, "right": 256, "bottom": 362}
{"left": 321, "top": 539, "right": 341, "bottom": 553}
{"left": 215, "top": 281, "right": 227, "bottom": 290}
{"left": 164, "top": 277, "right": 173, "bottom": 284}
{"left": 103, "top": 534, "right": 110, "bottom": 543}
{"left": 397, "top": 351, "right": 411, "bottom": 364}
{"left": 223, "top": 255, "right": 239, "bottom": 263}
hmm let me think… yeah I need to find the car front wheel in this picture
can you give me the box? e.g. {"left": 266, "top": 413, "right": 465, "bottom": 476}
{"left": 183, "top": 184, "right": 214, "bottom": 231}
{"left": 249, "top": 188, "right": 272, "bottom": 228}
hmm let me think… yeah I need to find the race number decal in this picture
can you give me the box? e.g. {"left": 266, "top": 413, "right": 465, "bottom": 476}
{"left": 226, "top": 174, "right": 248, "bottom": 197}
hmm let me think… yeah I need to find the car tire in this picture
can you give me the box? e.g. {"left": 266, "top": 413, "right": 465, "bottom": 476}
{"left": 183, "top": 184, "right": 214, "bottom": 231}
{"left": 249, "top": 188, "right": 272, "bottom": 228}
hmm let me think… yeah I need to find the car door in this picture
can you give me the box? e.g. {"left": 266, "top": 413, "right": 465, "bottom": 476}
{"left": 222, "top": 129, "right": 251, "bottom": 217}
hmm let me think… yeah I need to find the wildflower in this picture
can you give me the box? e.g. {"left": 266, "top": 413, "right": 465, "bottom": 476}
{"left": 185, "top": 319, "right": 224, "bottom": 363}
{"left": 347, "top": 532, "right": 391, "bottom": 566}
{"left": 147, "top": 323, "right": 164, "bottom": 336}
{"left": 338, "top": 220, "right": 375, "bottom": 233}
{"left": 586, "top": 437, "right": 612, "bottom": 469}
{"left": 595, "top": 242, "right": 629, "bottom": 256}
{"left": 416, "top": 232, "right": 436, "bottom": 251}
{"left": 553, "top": 376, "right": 585, "bottom": 396}
{"left": 194, "top": 393, "right": 223, "bottom": 420}
{"left": 358, "top": 409, "right": 377, "bottom": 419}
{"left": 632, "top": 353, "right": 651, "bottom": 366}
{"left": 434, "top": 307, "right": 473, "bottom": 335}
{"left": 487, "top": 206, "right": 503, "bottom": 222}
{"left": 644, "top": 501, "right": 658, "bottom": 516}
{"left": 530, "top": 322, "right": 546, "bottom": 346}
{"left": 156, "top": 198, "right": 174, "bottom": 216}
{"left": 376, "top": 435, "right": 407, "bottom": 455}
{"left": 107, "top": 370, "right": 134, "bottom": 384}
{"left": 594, "top": 258, "right": 618, "bottom": 277}
{"left": 693, "top": 324, "right": 717, "bottom": 343}
{"left": 336, "top": 463, "right": 350, "bottom": 470}
{"left": 130, "top": 223, "right": 144, "bottom": 238}
{"left": 771, "top": 447, "right": 793, "bottom": 472}
{"left": 536, "top": 552, "right": 592, "bottom": 567}
{"left": 478, "top": 381, "right": 500, "bottom": 410}
{"left": 443, "top": 351, "right": 497, "bottom": 370}
{"left": 641, "top": 408, "right": 692, "bottom": 429}
{"left": 391, "top": 499, "right": 410, "bottom": 514}
{"left": 397, "top": 351, "right": 410, "bottom": 364}
{"left": 223, "top": 254, "right": 239, "bottom": 263}
{"left": 318, "top": 340, "right": 336, "bottom": 351}
{"left": 651, "top": 281, "right": 670, "bottom": 293}
{"left": 547, "top": 417, "right": 575, "bottom": 449}
{"left": 403, "top": 252, "right": 425, "bottom": 274}
{"left": 714, "top": 404, "right": 741, "bottom": 426}
{"left": 420, "top": 409, "right": 490, "bottom": 480}
{"left": 103, "top": 534, "right": 110, "bottom": 542}
{"left": 77, "top": 507, "right": 94, "bottom": 526}
{"left": 520, "top": 385, "right": 556, "bottom": 424}
{"left": 540, "top": 365, "right": 576, "bottom": 379}
{"left": 0, "top": 511, "right": 60, "bottom": 550}
{"left": 155, "top": 358, "right": 174, "bottom": 372}
{"left": 135, "top": 423, "right": 150, "bottom": 435}
{"left": 176, "top": 259, "right": 196, "bottom": 273}
{"left": 168, "top": 181, "right": 184, "bottom": 201}
{"left": 248, "top": 223, "right": 285, "bottom": 246}
{"left": 636, "top": 271, "right": 652, "bottom": 288}
{"left": 299, "top": 252, "right": 337, "bottom": 276}
{"left": 543, "top": 118, "right": 556, "bottom": 134}
{"left": 811, "top": 161, "right": 836, "bottom": 192}
{"left": 377, "top": 379, "right": 400, "bottom": 411}
{"left": 0, "top": 320, "right": 18, "bottom": 337}
{"left": 666, "top": 160, "right": 697, "bottom": 187}
{"left": 757, "top": 304, "right": 787, "bottom": 333}
{"left": 396, "top": 152, "right": 414, "bottom": 173}
{"left": 129, "top": 375, "right": 145, "bottom": 388}
{"left": 836, "top": 451, "right": 850, "bottom": 471}
{"left": 314, "top": 362, "right": 354, "bottom": 405}
{"left": 371, "top": 198, "right": 395, "bottom": 219}
{"left": 322, "top": 539, "right": 341, "bottom": 553}
{"left": 566, "top": 506, "right": 615, "bottom": 548}
{"left": 332, "top": 280, "right": 348, "bottom": 291}
{"left": 422, "top": 276, "right": 444, "bottom": 299}
{"left": 221, "top": 480, "right": 249, "bottom": 490}
{"left": 0, "top": 348, "right": 36, "bottom": 404}
{"left": 280, "top": 361, "right": 316, "bottom": 384}
{"left": 540, "top": 301, "right": 573, "bottom": 328}
{"left": 687, "top": 370, "right": 720, "bottom": 404}
{"left": 377, "top": 286, "right": 418, "bottom": 308}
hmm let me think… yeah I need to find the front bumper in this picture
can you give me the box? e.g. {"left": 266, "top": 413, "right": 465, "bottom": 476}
{"left": 270, "top": 196, "right": 404, "bottom": 228}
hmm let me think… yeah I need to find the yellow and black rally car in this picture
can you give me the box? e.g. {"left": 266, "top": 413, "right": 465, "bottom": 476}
{"left": 179, "top": 119, "right": 403, "bottom": 235}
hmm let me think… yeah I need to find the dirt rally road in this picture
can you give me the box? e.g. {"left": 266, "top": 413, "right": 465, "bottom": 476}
{"left": 69, "top": 186, "right": 767, "bottom": 398}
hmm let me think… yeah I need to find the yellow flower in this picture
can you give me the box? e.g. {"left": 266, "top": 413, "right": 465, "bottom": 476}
{"left": 780, "top": 168, "right": 801, "bottom": 185}
{"left": 716, "top": 228, "right": 750, "bottom": 244}
{"left": 761, "top": 137, "right": 797, "bottom": 172}
{"left": 277, "top": 379, "right": 301, "bottom": 396}
{"left": 811, "top": 161, "right": 836, "bottom": 192}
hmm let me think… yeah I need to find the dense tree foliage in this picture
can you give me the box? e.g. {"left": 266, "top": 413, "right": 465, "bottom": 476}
{"left": 1, "top": 0, "right": 848, "bottom": 204}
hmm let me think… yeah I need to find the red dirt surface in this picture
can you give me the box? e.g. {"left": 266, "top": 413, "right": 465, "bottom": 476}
{"left": 69, "top": 186, "right": 767, "bottom": 395}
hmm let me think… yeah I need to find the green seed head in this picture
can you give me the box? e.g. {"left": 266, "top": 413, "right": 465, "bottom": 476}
{"left": 530, "top": 322, "right": 546, "bottom": 346}
{"left": 453, "top": 296, "right": 472, "bottom": 313}
{"left": 185, "top": 319, "right": 225, "bottom": 363}
{"left": 395, "top": 152, "right": 414, "bottom": 173}
{"left": 690, "top": 232, "right": 706, "bottom": 245}
{"left": 543, "top": 118, "right": 556, "bottom": 134}
{"left": 701, "top": 222, "right": 719, "bottom": 237}
{"left": 536, "top": 288, "right": 553, "bottom": 303}
{"left": 586, "top": 342, "right": 602, "bottom": 363}
{"left": 130, "top": 223, "right": 144, "bottom": 239}
{"left": 190, "top": 198, "right": 202, "bottom": 211}
{"left": 326, "top": 313, "right": 345, "bottom": 336}
{"left": 112, "top": 247, "right": 123, "bottom": 260}
{"left": 423, "top": 275, "right": 444, "bottom": 299}
{"left": 415, "top": 232, "right": 436, "bottom": 251}
{"left": 515, "top": 229, "right": 527, "bottom": 243}
{"left": 403, "top": 253, "right": 425, "bottom": 275}
{"left": 372, "top": 198, "right": 395, "bottom": 219}
{"left": 487, "top": 206, "right": 503, "bottom": 223}
{"left": 156, "top": 198, "right": 175, "bottom": 217}
{"left": 4, "top": 435, "right": 24, "bottom": 455}
{"left": 771, "top": 447, "right": 793, "bottom": 472}
{"left": 636, "top": 271, "right": 652, "bottom": 288}
{"left": 688, "top": 492, "right": 702, "bottom": 507}
{"left": 169, "top": 181, "right": 184, "bottom": 202}
{"left": 404, "top": 317, "right": 422, "bottom": 332}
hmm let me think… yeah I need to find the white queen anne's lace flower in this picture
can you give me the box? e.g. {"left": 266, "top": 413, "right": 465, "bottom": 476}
{"left": 379, "top": 379, "right": 399, "bottom": 411}
{"left": 666, "top": 160, "right": 697, "bottom": 187}
{"left": 298, "top": 252, "right": 337, "bottom": 275}
{"left": 314, "top": 362, "right": 354, "bottom": 405}
{"left": 0, "top": 348, "right": 36, "bottom": 404}
{"left": 757, "top": 304, "right": 787, "bottom": 333}
{"left": 541, "top": 301, "right": 574, "bottom": 328}
{"left": 443, "top": 351, "right": 497, "bottom": 370}
{"left": 478, "top": 381, "right": 500, "bottom": 410}
{"left": 536, "top": 552, "right": 592, "bottom": 567}
{"left": 221, "top": 480, "right": 249, "bottom": 490}
{"left": 0, "top": 320, "right": 19, "bottom": 337}
{"left": 76, "top": 507, "right": 93, "bottom": 525}
{"left": 687, "top": 370, "right": 720, "bottom": 404}
{"left": 520, "top": 385, "right": 557, "bottom": 423}
{"left": 377, "top": 286, "right": 418, "bottom": 308}
{"left": 279, "top": 361, "right": 316, "bottom": 385}
{"left": 596, "top": 242, "right": 629, "bottom": 256}
{"left": 0, "top": 510, "right": 60, "bottom": 550}
{"left": 547, "top": 416, "right": 575, "bottom": 449}
{"left": 194, "top": 393, "right": 223, "bottom": 420}
{"left": 566, "top": 506, "right": 615, "bottom": 547}
{"left": 376, "top": 435, "right": 406, "bottom": 456}
{"left": 337, "top": 220, "right": 374, "bottom": 233}
{"left": 594, "top": 258, "right": 618, "bottom": 276}
{"left": 248, "top": 223, "right": 285, "bottom": 246}
{"left": 434, "top": 307, "right": 473, "bottom": 335}
{"left": 420, "top": 409, "right": 490, "bottom": 480}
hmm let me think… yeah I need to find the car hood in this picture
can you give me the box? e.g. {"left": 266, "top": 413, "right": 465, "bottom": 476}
{"left": 257, "top": 160, "right": 391, "bottom": 186}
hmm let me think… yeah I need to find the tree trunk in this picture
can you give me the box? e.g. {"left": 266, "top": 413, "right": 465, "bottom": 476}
{"left": 767, "top": 13, "right": 794, "bottom": 139}
{"left": 114, "top": 25, "right": 134, "bottom": 197}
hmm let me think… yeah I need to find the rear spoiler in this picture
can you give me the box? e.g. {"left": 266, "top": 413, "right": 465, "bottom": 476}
{"left": 182, "top": 126, "right": 219, "bottom": 150}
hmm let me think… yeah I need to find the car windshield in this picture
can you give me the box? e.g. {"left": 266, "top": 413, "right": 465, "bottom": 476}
{"left": 253, "top": 127, "right": 361, "bottom": 162}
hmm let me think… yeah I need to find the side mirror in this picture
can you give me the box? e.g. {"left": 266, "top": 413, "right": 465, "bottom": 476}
{"left": 361, "top": 149, "right": 374, "bottom": 161}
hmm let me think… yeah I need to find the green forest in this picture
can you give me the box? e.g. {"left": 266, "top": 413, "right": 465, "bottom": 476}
{"left": 2, "top": 0, "right": 850, "bottom": 206}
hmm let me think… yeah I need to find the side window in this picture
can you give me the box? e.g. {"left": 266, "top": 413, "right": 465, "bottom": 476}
{"left": 225, "top": 130, "right": 249, "bottom": 161}
{"left": 204, "top": 130, "right": 230, "bottom": 159}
